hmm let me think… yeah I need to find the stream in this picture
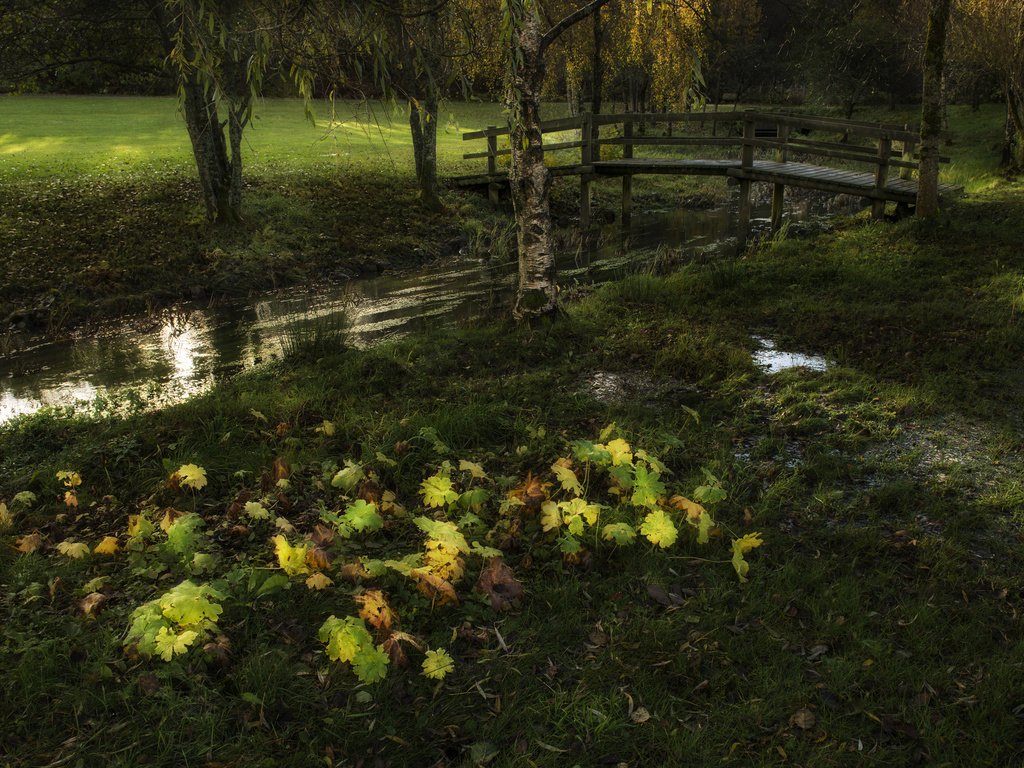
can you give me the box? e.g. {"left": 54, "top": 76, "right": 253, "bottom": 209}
{"left": 0, "top": 198, "right": 843, "bottom": 424}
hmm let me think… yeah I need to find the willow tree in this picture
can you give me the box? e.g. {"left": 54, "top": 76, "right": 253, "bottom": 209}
{"left": 954, "top": 0, "right": 1024, "bottom": 170}
{"left": 917, "top": 0, "right": 952, "bottom": 216}
{"left": 154, "top": 0, "right": 281, "bottom": 224}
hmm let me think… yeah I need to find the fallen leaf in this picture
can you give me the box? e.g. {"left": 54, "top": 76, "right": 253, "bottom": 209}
{"left": 631, "top": 706, "right": 651, "bottom": 724}
{"left": 305, "top": 573, "right": 333, "bottom": 591}
{"left": 475, "top": 558, "right": 524, "bottom": 612}
{"left": 411, "top": 569, "right": 459, "bottom": 606}
{"left": 790, "top": 708, "right": 816, "bottom": 730}
{"left": 93, "top": 536, "right": 120, "bottom": 556}
{"left": 273, "top": 457, "right": 290, "bottom": 481}
{"left": 15, "top": 532, "right": 43, "bottom": 553}
{"left": 79, "top": 592, "right": 107, "bottom": 618}
{"left": 356, "top": 589, "right": 398, "bottom": 633}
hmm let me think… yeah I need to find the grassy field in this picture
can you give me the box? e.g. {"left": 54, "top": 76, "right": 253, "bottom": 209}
{"left": 0, "top": 96, "right": 1010, "bottom": 333}
{"left": 1, "top": 98, "right": 1024, "bottom": 766}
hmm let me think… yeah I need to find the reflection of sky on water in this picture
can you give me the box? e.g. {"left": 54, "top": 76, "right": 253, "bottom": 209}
{"left": 0, "top": 201, "right": 832, "bottom": 424}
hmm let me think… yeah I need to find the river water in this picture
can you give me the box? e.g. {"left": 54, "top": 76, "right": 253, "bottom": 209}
{"left": 0, "top": 200, "right": 836, "bottom": 424}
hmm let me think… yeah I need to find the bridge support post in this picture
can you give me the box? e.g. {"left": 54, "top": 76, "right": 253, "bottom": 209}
{"left": 486, "top": 130, "right": 500, "bottom": 206}
{"left": 770, "top": 184, "right": 785, "bottom": 232}
{"left": 580, "top": 112, "right": 593, "bottom": 231}
{"left": 872, "top": 136, "right": 892, "bottom": 220}
{"left": 737, "top": 114, "right": 755, "bottom": 247}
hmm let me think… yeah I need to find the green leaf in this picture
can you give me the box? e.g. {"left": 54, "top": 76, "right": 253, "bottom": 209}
{"left": 558, "top": 535, "right": 582, "bottom": 554}
{"left": 154, "top": 627, "right": 198, "bottom": 661}
{"left": 351, "top": 644, "right": 390, "bottom": 684}
{"left": 457, "top": 488, "right": 490, "bottom": 512}
{"left": 571, "top": 439, "right": 611, "bottom": 464}
{"left": 696, "top": 509, "right": 714, "bottom": 545}
{"left": 158, "top": 580, "right": 224, "bottom": 627}
{"left": 331, "top": 460, "right": 365, "bottom": 493}
{"left": 631, "top": 464, "right": 666, "bottom": 509}
{"left": 255, "top": 573, "right": 291, "bottom": 597}
{"left": 470, "top": 542, "right": 503, "bottom": 559}
{"left": 420, "top": 472, "right": 459, "bottom": 509}
{"left": 422, "top": 648, "right": 455, "bottom": 680}
{"left": 640, "top": 510, "right": 678, "bottom": 549}
{"left": 458, "top": 460, "right": 487, "bottom": 479}
{"left": 165, "top": 513, "right": 205, "bottom": 557}
{"left": 342, "top": 500, "right": 383, "bottom": 533}
{"left": 413, "top": 517, "right": 469, "bottom": 554}
{"left": 602, "top": 523, "right": 637, "bottom": 545}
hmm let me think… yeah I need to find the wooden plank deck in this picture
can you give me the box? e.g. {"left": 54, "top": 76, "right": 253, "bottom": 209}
{"left": 453, "top": 158, "right": 962, "bottom": 203}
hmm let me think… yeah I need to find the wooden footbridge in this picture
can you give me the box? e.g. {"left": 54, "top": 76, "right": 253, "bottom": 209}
{"left": 452, "top": 110, "right": 961, "bottom": 243}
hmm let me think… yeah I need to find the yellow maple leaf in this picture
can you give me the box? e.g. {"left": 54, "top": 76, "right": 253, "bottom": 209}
{"left": 94, "top": 536, "right": 120, "bottom": 556}
{"left": 731, "top": 532, "right": 764, "bottom": 582}
{"left": 273, "top": 535, "right": 310, "bottom": 576}
{"left": 540, "top": 500, "right": 562, "bottom": 532}
{"left": 421, "top": 648, "right": 455, "bottom": 680}
{"left": 64, "top": 491, "right": 79, "bottom": 508}
{"left": 551, "top": 461, "right": 583, "bottom": 496}
{"left": 175, "top": 463, "right": 207, "bottom": 491}
{"left": 601, "top": 438, "right": 633, "bottom": 467}
{"left": 56, "top": 471, "right": 82, "bottom": 489}
{"left": 15, "top": 532, "right": 42, "bottom": 553}
{"left": 57, "top": 540, "right": 90, "bottom": 559}
{"left": 305, "top": 572, "right": 334, "bottom": 591}
{"left": 0, "top": 502, "right": 12, "bottom": 532}
{"left": 458, "top": 460, "right": 487, "bottom": 479}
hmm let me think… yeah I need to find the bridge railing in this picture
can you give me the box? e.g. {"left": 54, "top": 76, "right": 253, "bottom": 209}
{"left": 457, "top": 110, "right": 952, "bottom": 228}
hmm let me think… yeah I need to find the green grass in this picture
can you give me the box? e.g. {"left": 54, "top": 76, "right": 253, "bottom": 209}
{"left": 2, "top": 99, "right": 1024, "bottom": 767}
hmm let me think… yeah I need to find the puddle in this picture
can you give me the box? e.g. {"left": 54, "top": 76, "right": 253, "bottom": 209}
{"left": 1, "top": 198, "right": 847, "bottom": 424}
{"left": 751, "top": 336, "right": 829, "bottom": 374}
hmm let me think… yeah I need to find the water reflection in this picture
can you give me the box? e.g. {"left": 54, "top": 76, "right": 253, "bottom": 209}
{"left": 0, "top": 200, "right": 841, "bottom": 423}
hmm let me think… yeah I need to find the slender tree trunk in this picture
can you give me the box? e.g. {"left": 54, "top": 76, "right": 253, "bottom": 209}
{"left": 1003, "top": 86, "right": 1024, "bottom": 171}
{"left": 917, "top": 0, "right": 952, "bottom": 217}
{"left": 507, "top": 10, "right": 557, "bottom": 320}
{"left": 409, "top": 96, "right": 442, "bottom": 210}
{"left": 590, "top": 6, "right": 603, "bottom": 147}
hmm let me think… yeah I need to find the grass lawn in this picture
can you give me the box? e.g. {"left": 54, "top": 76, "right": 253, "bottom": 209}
{"left": 2, "top": 96, "right": 1024, "bottom": 766}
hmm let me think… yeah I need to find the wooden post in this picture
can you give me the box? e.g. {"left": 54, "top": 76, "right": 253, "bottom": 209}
{"left": 738, "top": 114, "right": 755, "bottom": 246}
{"left": 872, "top": 135, "right": 892, "bottom": 220}
{"left": 771, "top": 123, "right": 789, "bottom": 232}
{"left": 580, "top": 112, "right": 592, "bottom": 231}
{"left": 487, "top": 128, "right": 500, "bottom": 205}
{"left": 622, "top": 117, "right": 633, "bottom": 228}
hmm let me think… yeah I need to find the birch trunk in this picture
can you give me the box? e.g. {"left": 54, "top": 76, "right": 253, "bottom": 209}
{"left": 508, "top": 11, "right": 557, "bottom": 320}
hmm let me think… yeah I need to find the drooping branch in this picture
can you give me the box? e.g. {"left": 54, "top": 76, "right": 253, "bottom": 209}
{"left": 540, "top": 0, "right": 614, "bottom": 54}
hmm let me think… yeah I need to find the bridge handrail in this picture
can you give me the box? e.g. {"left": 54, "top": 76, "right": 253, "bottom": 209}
{"left": 460, "top": 109, "right": 949, "bottom": 172}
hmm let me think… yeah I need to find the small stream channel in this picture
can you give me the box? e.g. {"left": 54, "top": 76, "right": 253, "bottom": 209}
{"left": 0, "top": 197, "right": 844, "bottom": 424}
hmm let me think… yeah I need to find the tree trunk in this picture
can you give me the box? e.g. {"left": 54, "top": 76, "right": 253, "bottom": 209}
{"left": 590, "top": 6, "right": 603, "bottom": 146}
{"left": 917, "top": 0, "right": 952, "bottom": 217}
{"left": 507, "top": 10, "right": 557, "bottom": 321}
{"left": 1002, "top": 86, "right": 1024, "bottom": 171}
{"left": 181, "top": 78, "right": 240, "bottom": 223}
{"left": 409, "top": 95, "right": 442, "bottom": 210}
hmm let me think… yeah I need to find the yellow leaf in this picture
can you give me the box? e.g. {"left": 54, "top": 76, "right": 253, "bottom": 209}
{"left": 273, "top": 535, "right": 310, "bottom": 576}
{"left": 274, "top": 516, "right": 296, "bottom": 534}
{"left": 94, "top": 536, "right": 120, "bottom": 556}
{"left": 731, "top": 532, "right": 764, "bottom": 582}
{"left": 57, "top": 541, "right": 90, "bottom": 559}
{"left": 15, "top": 532, "right": 42, "bottom": 553}
{"left": 56, "top": 470, "right": 82, "bottom": 489}
{"left": 244, "top": 501, "right": 270, "bottom": 520}
{"left": 458, "top": 460, "right": 487, "bottom": 479}
{"left": 639, "top": 510, "right": 677, "bottom": 549}
{"left": 421, "top": 648, "right": 455, "bottom": 680}
{"left": 305, "top": 573, "right": 334, "bottom": 590}
{"left": 175, "top": 463, "right": 207, "bottom": 491}
{"left": 127, "top": 514, "right": 154, "bottom": 539}
{"left": 0, "top": 502, "right": 12, "bottom": 532}
{"left": 602, "top": 438, "right": 633, "bottom": 466}
{"left": 551, "top": 461, "right": 583, "bottom": 496}
{"left": 540, "top": 500, "right": 562, "bottom": 532}
{"left": 317, "top": 420, "right": 336, "bottom": 436}
{"left": 64, "top": 491, "right": 79, "bottom": 508}
{"left": 670, "top": 496, "right": 705, "bottom": 520}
